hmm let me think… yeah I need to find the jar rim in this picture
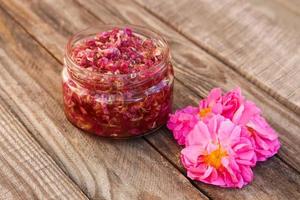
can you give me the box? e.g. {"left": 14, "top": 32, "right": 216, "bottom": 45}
{"left": 64, "top": 24, "right": 170, "bottom": 79}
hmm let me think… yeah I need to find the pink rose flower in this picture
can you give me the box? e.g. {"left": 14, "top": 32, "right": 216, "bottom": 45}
{"left": 232, "top": 100, "right": 261, "bottom": 126}
{"left": 231, "top": 97, "right": 280, "bottom": 161}
{"left": 242, "top": 115, "right": 280, "bottom": 161}
{"left": 221, "top": 88, "right": 244, "bottom": 120}
{"left": 181, "top": 115, "right": 256, "bottom": 188}
{"left": 167, "top": 106, "right": 199, "bottom": 145}
{"left": 198, "top": 87, "right": 251, "bottom": 122}
{"left": 198, "top": 88, "right": 223, "bottom": 120}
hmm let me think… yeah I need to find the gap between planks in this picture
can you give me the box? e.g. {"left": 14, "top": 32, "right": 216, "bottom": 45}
{"left": 73, "top": 0, "right": 300, "bottom": 175}
{"left": 1, "top": 0, "right": 298, "bottom": 183}
{"left": 0, "top": 0, "right": 298, "bottom": 198}
{"left": 0, "top": 3, "right": 213, "bottom": 198}
{"left": 0, "top": 91, "right": 89, "bottom": 199}
{"left": 0, "top": 3, "right": 210, "bottom": 199}
{"left": 0, "top": 6, "right": 93, "bottom": 198}
{"left": 48, "top": 0, "right": 300, "bottom": 183}
{"left": 0, "top": 89, "right": 92, "bottom": 200}
{"left": 133, "top": 0, "right": 300, "bottom": 116}
{"left": 143, "top": 135, "right": 213, "bottom": 200}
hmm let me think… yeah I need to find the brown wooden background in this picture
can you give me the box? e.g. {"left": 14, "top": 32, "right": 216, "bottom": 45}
{"left": 0, "top": 0, "right": 299, "bottom": 199}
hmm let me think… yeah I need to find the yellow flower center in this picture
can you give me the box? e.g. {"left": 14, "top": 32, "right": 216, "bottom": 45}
{"left": 199, "top": 107, "right": 212, "bottom": 118}
{"left": 203, "top": 146, "right": 227, "bottom": 169}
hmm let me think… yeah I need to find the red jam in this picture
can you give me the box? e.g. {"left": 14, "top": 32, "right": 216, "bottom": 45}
{"left": 62, "top": 25, "right": 174, "bottom": 138}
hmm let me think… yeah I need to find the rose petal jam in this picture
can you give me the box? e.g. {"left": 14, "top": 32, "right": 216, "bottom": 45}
{"left": 62, "top": 25, "right": 174, "bottom": 138}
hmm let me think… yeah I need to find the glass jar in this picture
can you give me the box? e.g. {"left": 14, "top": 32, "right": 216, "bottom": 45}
{"left": 62, "top": 25, "right": 174, "bottom": 138}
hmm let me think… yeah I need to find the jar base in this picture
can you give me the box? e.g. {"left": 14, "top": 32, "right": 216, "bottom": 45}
{"left": 65, "top": 112, "right": 164, "bottom": 139}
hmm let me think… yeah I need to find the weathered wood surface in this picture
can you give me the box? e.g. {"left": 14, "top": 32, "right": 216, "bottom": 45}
{"left": 0, "top": 92, "right": 88, "bottom": 199}
{"left": 0, "top": 2, "right": 206, "bottom": 200}
{"left": 273, "top": 0, "right": 300, "bottom": 16}
{"left": 77, "top": 0, "right": 300, "bottom": 173}
{"left": 136, "top": 0, "right": 300, "bottom": 114}
{"left": 0, "top": 0, "right": 299, "bottom": 199}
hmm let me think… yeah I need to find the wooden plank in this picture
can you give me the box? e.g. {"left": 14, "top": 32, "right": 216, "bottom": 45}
{"left": 73, "top": 0, "right": 300, "bottom": 172}
{"left": 154, "top": 84, "right": 300, "bottom": 200}
{"left": 274, "top": 0, "right": 300, "bottom": 16}
{"left": 0, "top": 4, "right": 206, "bottom": 200}
{"left": 74, "top": 1, "right": 299, "bottom": 199}
{"left": 2, "top": 0, "right": 299, "bottom": 173}
{"left": 1, "top": 0, "right": 299, "bottom": 199}
{"left": 135, "top": 0, "right": 300, "bottom": 115}
{"left": 0, "top": 97, "right": 88, "bottom": 199}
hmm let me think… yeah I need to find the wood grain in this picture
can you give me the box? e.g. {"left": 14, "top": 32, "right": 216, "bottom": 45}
{"left": 0, "top": 3, "right": 206, "bottom": 200}
{"left": 0, "top": 95, "right": 88, "bottom": 199}
{"left": 135, "top": 0, "right": 300, "bottom": 115}
{"left": 73, "top": 0, "right": 300, "bottom": 172}
{"left": 74, "top": 1, "right": 300, "bottom": 199}
{"left": 153, "top": 84, "right": 300, "bottom": 200}
{"left": 1, "top": 0, "right": 299, "bottom": 199}
{"left": 274, "top": 0, "right": 300, "bottom": 16}
{"left": 2, "top": 0, "right": 299, "bottom": 172}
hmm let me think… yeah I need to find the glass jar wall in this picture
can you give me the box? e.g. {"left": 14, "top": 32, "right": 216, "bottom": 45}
{"left": 62, "top": 25, "right": 174, "bottom": 138}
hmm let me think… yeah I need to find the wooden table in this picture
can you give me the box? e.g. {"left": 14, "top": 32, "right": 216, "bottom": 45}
{"left": 0, "top": 0, "right": 299, "bottom": 199}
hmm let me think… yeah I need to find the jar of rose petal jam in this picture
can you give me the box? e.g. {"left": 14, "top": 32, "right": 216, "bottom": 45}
{"left": 62, "top": 25, "right": 174, "bottom": 138}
